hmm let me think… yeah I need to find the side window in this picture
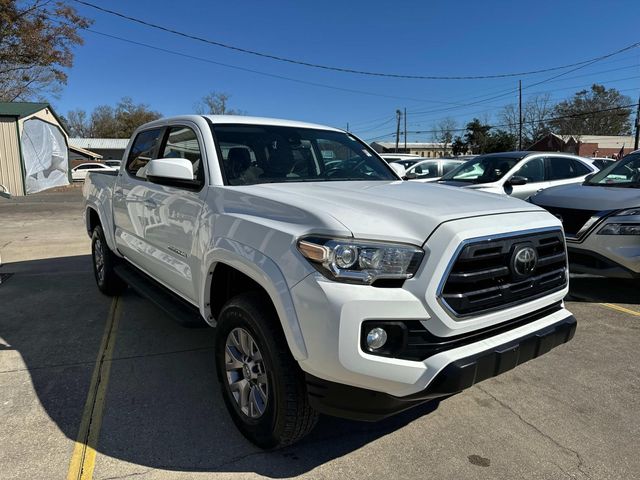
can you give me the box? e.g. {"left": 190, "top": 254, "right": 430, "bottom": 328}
{"left": 414, "top": 161, "right": 438, "bottom": 178}
{"left": 126, "top": 128, "right": 163, "bottom": 179}
{"left": 515, "top": 158, "right": 544, "bottom": 182}
{"left": 571, "top": 159, "right": 592, "bottom": 176}
{"left": 546, "top": 156, "right": 581, "bottom": 180}
{"left": 161, "top": 126, "right": 204, "bottom": 183}
{"left": 442, "top": 161, "right": 461, "bottom": 175}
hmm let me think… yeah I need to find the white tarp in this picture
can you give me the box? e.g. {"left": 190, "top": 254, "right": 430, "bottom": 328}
{"left": 21, "top": 118, "right": 69, "bottom": 194}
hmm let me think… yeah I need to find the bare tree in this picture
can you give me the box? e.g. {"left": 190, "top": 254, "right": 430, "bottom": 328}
{"left": 500, "top": 94, "right": 554, "bottom": 148}
{"left": 65, "top": 109, "right": 90, "bottom": 137}
{"left": 0, "top": 0, "right": 92, "bottom": 101}
{"left": 194, "top": 91, "right": 245, "bottom": 115}
{"left": 432, "top": 117, "right": 457, "bottom": 151}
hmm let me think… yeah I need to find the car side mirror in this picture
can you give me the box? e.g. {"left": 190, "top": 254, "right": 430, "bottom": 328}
{"left": 146, "top": 158, "right": 200, "bottom": 189}
{"left": 390, "top": 163, "right": 406, "bottom": 179}
{"left": 404, "top": 171, "right": 417, "bottom": 179}
{"left": 508, "top": 175, "right": 528, "bottom": 186}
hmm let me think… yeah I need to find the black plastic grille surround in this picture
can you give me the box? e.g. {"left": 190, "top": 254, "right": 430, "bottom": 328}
{"left": 440, "top": 230, "right": 567, "bottom": 316}
{"left": 540, "top": 206, "right": 598, "bottom": 236}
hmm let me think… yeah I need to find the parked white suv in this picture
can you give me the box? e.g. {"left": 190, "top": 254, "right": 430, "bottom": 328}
{"left": 83, "top": 115, "right": 576, "bottom": 448}
{"left": 439, "top": 152, "right": 598, "bottom": 199}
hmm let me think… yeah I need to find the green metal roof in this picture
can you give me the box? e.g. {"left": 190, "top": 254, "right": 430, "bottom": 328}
{"left": 0, "top": 102, "right": 51, "bottom": 118}
{"left": 0, "top": 102, "right": 67, "bottom": 134}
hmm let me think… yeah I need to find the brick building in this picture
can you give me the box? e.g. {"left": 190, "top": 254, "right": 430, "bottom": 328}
{"left": 529, "top": 133, "right": 635, "bottom": 157}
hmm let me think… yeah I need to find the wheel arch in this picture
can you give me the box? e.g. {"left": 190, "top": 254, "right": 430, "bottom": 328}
{"left": 201, "top": 239, "right": 309, "bottom": 361}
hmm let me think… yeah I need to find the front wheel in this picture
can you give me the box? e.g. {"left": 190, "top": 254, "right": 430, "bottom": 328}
{"left": 215, "top": 292, "right": 318, "bottom": 448}
{"left": 91, "top": 225, "right": 127, "bottom": 296}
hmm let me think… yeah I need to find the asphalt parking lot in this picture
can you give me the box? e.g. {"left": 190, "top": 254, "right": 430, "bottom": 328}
{"left": 1, "top": 188, "right": 639, "bottom": 480}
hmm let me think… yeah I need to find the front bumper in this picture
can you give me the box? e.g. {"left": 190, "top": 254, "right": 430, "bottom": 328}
{"left": 567, "top": 220, "right": 640, "bottom": 278}
{"left": 306, "top": 314, "right": 576, "bottom": 421}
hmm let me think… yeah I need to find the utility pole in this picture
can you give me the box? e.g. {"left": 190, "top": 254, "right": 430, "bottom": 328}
{"left": 634, "top": 96, "right": 640, "bottom": 151}
{"left": 346, "top": 122, "right": 349, "bottom": 132}
{"left": 518, "top": 79, "right": 523, "bottom": 150}
{"left": 404, "top": 107, "right": 407, "bottom": 151}
{"left": 395, "top": 109, "right": 401, "bottom": 153}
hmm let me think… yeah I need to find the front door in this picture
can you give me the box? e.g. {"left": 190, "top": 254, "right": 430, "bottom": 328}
{"left": 508, "top": 157, "right": 548, "bottom": 199}
{"left": 141, "top": 124, "right": 208, "bottom": 302}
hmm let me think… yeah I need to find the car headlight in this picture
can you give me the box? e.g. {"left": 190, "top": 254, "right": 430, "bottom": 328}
{"left": 297, "top": 236, "right": 425, "bottom": 285}
{"left": 615, "top": 207, "right": 640, "bottom": 216}
{"left": 597, "top": 223, "right": 640, "bottom": 235}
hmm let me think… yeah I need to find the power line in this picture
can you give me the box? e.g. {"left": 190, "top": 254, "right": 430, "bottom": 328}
{"left": 70, "top": 0, "right": 640, "bottom": 81}
{"left": 368, "top": 103, "right": 638, "bottom": 140}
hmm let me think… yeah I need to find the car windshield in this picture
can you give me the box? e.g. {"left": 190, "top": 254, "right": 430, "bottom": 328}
{"left": 585, "top": 153, "right": 640, "bottom": 187}
{"left": 211, "top": 124, "right": 396, "bottom": 185}
{"left": 440, "top": 155, "right": 522, "bottom": 183}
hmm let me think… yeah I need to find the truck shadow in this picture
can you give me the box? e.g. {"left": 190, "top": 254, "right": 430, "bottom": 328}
{"left": 568, "top": 274, "right": 639, "bottom": 305}
{"left": 0, "top": 255, "right": 441, "bottom": 477}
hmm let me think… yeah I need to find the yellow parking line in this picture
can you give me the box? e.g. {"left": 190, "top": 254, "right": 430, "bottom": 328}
{"left": 599, "top": 303, "right": 640, "bottom": 317}
{"left": 67, "top": 297, "right": 122, "bottom": 480}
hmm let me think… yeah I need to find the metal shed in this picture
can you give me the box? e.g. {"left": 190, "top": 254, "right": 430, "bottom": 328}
{"left": 0, "top": 102, "right": 70, "bottom": 196}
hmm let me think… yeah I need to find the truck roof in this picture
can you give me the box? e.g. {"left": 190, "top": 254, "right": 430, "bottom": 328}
{"left": 203, "top": 115, "right": 343, "bottom": 132}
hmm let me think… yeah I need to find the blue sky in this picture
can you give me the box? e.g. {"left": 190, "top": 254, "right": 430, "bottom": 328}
{"left": 55, "top": 0, "right": 640, "bottom": 141}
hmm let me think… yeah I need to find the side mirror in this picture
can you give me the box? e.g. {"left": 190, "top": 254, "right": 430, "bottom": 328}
{"left": 404, "top": 171, "right": 417, "bottom": 180}
{"left": 390, "top": 163, "right": 406, "bottom": 179}
{"left": 508, "top": 175, "right": 528, "bottom": 186}
{"left": 146, "top": 158, "right": 200, "bottom": 189}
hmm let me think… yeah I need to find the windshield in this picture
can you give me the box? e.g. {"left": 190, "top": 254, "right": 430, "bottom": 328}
{"left": 440, "top": 155, "right": 522, "bottom": 183}
{"left": 585, "top": 153, "right": 640, "bottom": 187}
{"left": 211, "top": 124, "right": 396, "bottom": 185}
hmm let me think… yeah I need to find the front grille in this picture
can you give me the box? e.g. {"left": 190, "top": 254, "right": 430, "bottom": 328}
{"left": 540, "top": 206, "right": 598, "bottom": 236}
{"left": 440, "top": 230, "right": 567, "bottom": 316}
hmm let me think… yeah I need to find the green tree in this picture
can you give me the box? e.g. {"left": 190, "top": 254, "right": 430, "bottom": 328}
{"left": 455, "top": 119, "right": 517, "bottom": 154}
{"left": 66, "top": 98, "right": 162, "bottom": 138}
{"left": 550, "top": 84, "right": 632, "bottom": 135}
{"left": 463, "top": 119, "right": 492, "bottom": 154}
{"left": 0, "top": 0, "right": 91, "bottom": 101}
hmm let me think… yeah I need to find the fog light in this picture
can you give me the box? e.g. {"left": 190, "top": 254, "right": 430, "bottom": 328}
{"left": 366, "top": 327, "right": 388, "bottom": 350}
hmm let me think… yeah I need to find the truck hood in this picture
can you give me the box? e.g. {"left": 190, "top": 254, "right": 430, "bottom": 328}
{"left": 530, "top": 183, "right": 640, "bottom": 211}
{"left": 226, "top": 181, "right": 544, "bottom": 245}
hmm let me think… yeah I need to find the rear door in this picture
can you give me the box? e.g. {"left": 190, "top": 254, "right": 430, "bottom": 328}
{"left": 545, "top": 155, "right": 593, "bottom": 189}
{"left": 140, "top": 123, "right": 208, "bottom": 302}
{"left": 112, "top": 127, "right": 165, "bottom": 269}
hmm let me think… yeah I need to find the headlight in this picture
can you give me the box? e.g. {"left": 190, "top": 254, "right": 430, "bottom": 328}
{"left": 297, "top": 236, "right": 425, "bottom": 285}
{"left": 615, "top": 207, "right": 640, "bottom": 216}
{"left": 597, "top": 223, "right": 640, "bottom": 235}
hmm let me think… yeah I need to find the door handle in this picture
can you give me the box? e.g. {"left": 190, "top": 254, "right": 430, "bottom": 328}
{"left": 143, "top": 199, "right": 158, "bottom": 208}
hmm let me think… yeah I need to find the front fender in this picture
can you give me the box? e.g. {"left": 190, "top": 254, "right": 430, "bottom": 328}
{"left": 200, "top": 237, "right": 309, "bottom": 361}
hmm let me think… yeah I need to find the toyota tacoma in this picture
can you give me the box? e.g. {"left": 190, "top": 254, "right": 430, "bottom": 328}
{"left": 83, "top": 115, "right": 576, "bottom": 448}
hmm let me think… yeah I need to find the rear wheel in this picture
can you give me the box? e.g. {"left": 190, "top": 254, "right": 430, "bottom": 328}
{"left": 215, "top": 292, "right": 318, "bottom": 448}
{"left": 91, "top": 225, "right": 127, "bottom": 296}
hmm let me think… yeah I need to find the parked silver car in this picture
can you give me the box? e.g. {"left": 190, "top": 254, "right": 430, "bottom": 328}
{"left": 406, "top": 158, "right": 465, "bottom": 182}
{"left": 530, "top": 151, "right": 640, "bottom": 279}
{"left": 438, "top": 152, "right": 598, "bottom": 199}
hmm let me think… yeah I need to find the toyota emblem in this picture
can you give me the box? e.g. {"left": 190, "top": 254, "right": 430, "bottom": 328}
{"left": 511, "top": 245, "right": 538, "bottom": 277}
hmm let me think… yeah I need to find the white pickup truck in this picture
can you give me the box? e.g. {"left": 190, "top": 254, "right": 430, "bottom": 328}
{"left": 84, "top": 115, "right": 576, "bottom": 448}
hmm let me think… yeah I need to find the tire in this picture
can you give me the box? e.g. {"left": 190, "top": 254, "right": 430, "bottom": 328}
{"left": 215, "top": 292, "right": 318, "bottom": 448}
{"left": 91, "top": 225, "right": 127, "bottom": 296}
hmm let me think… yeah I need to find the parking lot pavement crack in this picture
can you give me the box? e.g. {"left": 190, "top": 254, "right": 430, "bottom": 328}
{"left": 477, "top": 385, "right": 591, "bottom": 480}
{"left": 99, "top": 469, "right": 152, "bottom": 480}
